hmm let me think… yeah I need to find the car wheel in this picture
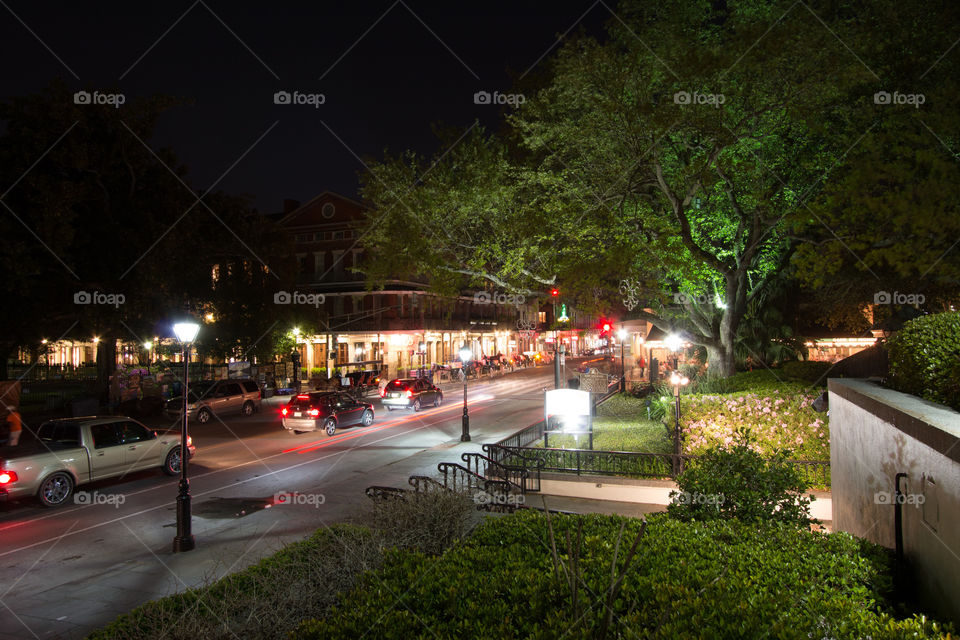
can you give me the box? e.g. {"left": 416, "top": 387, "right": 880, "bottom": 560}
{"left": 361, "top": 410, "right": 374, "bottom": 426}
{"left": 412, "top": 399, "right": 421, "bottom": 412}
{"left": 241, "top": 401, "right": 255, "bottom": 416}
{"left": 162, "top": 447, "right": 182, "bottom": 476}
{"left": 292, "top": 429, "right": 304, "bottom": 435}
{"left": 196, "top": 408, "right": 213, "bottom": 424}
{"left": 37, "top": 472, "right": 74, "bottom": 507}
{"left": 324, "top": 419, "right": 337, "bottom": 436}
{"left": 434, "top": 394, "right": 442, "bottom": 408}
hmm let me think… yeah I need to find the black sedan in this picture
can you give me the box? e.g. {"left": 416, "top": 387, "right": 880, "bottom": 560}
{"left": 281, "top": 392, "right": 375, "bottom": 436}
{"left": 379, "top": 378, "right": 442, "bottom": 412}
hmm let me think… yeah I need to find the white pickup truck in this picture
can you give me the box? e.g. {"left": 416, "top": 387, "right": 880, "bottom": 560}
{"left": 0, "top": 416, "right": 195, "bottom": 507}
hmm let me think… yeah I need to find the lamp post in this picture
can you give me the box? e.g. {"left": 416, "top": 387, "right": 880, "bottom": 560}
{"left": 617, "top": 328, "right": 627, "bottom": 392}
{"left": 670, "top": 371, "right": 689, "bottom": 476}
{"left": 459, "top": 345, "right": 472, "bottom": 442}
{"left": 172, "top": 321, "right": 199, "bottom": 552}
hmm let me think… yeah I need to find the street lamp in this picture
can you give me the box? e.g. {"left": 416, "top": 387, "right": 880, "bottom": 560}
{"left": 459, "top": 345, "right": 472, "bottom": 442}
{"left": 617, "top": 328, "right": 628, "bottom": 392}
{"left": 670, "top": 371, "right": 690, "bottom": 476}
{"left": 172, "top": 321, "right": 200, "bottom": 553}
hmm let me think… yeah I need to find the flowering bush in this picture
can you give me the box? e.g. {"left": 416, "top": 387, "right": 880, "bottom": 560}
{"left": 681, "top": 389, "right": 828, "bottom": 460}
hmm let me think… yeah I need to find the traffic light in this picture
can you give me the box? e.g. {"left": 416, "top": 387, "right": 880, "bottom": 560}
{"left": 602, "top": 322, "right": 611, "bottom": 333}
{"left": 550, "top": 288, "right": 560, "bottom": 297}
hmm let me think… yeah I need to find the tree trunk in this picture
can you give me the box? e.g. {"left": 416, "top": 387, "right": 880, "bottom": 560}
{"left": 706, "top": 342, "right": 736, "bottom": 378}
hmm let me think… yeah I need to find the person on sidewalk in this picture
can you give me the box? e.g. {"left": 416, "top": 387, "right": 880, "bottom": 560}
{"left": 5, "top": 410, "right": 22, "bottom": 446}
{"left": 638, "top": 355, "right": 646, "bottom": 380}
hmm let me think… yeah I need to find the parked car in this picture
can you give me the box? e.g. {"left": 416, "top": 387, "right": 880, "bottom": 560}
{"left": 0, "top": 416, "right": 195, "bottom": 507}
{"left": 281, "top": 391, "right": 375, "bottom": 436}
{"left": 165, "top": 378, "right": 261, "bottom": 424}
{"left": 380, "top": 378, "right": 443, "bottom": 412}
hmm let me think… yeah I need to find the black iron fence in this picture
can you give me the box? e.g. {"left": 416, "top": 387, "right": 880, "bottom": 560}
{"left": 488, "top": 415, "right": 833, "bottom": 489}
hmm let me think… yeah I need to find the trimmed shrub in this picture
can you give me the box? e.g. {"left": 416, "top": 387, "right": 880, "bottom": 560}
{"left": 668, "top": 429, "right": 816, "bottom": 528}
{"left": 292, "top": 512, "right": 952, "bottom": 640}
{"left": 888, "top": 312, "right": 960, "bottom": 411}
{"left": 781, "top": 359, "right": 833, "bottom": 384}
{"left": 682, "top": 388, "right": 828, "bottom": 461}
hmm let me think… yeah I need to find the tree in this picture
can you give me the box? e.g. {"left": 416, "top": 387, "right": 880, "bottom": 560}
{"left": 361, "top": 0, "right": 876, "bottom": 376}
{"left": 0, "top": 81, "right": 290, "bottom": 385}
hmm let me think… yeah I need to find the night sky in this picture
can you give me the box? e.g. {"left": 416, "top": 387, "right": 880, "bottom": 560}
{"left": 0, "top": 1, "right": 608, "bottom": 212}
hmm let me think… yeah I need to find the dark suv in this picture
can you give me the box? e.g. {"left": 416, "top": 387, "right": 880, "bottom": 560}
{"left": 165, "top": 379, "right": 261, "bottom": 424}
{"left": 281, "top": 391, "right": 375, "bottom": 435}
{"left": 380, "top": 378, "right": 442, "bottom": 412}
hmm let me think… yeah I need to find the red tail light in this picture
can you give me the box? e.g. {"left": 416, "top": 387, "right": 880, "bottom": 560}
{"left": 309, "top": 409, "right": 320, "bottom": 417}
{"left": 187, "top": 436, "right": 193, "bottom": 447}
{"left": 405, "top": 389, "right": 413, "bottom": 398}
{"left": 281, "top": 407, "right": 288, "bottom": 416}
{"left": 0, "top": 471, "right": 18, "bottom": 484}
{"left": 297, "top": 394, "right": 310, "bottom": 399}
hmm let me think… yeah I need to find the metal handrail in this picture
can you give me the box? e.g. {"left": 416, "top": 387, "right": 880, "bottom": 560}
{"left": 460, "top": 452, "right": 536, "bottom": 493}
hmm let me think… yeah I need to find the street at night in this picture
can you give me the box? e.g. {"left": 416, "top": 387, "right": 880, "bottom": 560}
{"left": 2, "top": 0, "right": 959, "bottom": 638}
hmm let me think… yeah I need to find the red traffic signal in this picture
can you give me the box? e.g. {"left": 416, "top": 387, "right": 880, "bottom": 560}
{"left": 602, "top": 323, "right": 611, "bottom": 332}
{"left": 550, "top": 288, "right": 560, "bottom": 297}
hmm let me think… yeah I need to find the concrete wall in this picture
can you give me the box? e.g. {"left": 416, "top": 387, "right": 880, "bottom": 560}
{"left": 829, "top": 379, "right": 960, "bottom": 622}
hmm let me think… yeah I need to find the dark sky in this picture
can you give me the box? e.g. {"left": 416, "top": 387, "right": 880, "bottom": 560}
{"left": 0, "top": 1, "right": 610, "bottom": 212}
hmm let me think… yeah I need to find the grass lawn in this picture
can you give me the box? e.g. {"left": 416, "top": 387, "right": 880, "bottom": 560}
{"left": 536, "top": 394, "right": 673, "bottom": 453}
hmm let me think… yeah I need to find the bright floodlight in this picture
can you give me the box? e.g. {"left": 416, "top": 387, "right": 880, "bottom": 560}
{"left": 459, "top": 347, "right": 472, "bottom": 362}
{"left": 143, "top": 341, "right": 153, "bottom": 350}
{"left": 665, "top": 333, "right": 683, "bottom": 352}
{"left": 292, "top": 327, "right": 301, "bottom": 337}
{"left": 617, "top": 328, "right": 627, "bottom": 340}
{"left": 670, "top": 371, "right": 681, "bottom": 386}
{"left": 173, "top": 322, "right": 200, "bottom": 343}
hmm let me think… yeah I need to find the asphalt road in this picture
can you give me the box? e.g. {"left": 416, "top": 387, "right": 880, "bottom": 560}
{"left": 0, "top": 364, "right": 564, "bottom": 639}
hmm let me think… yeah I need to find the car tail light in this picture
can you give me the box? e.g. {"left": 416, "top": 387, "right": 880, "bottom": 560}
{"left": 0, "top": 471, "right": 17, "bottom": 484}
{"left": 297, "top": 394, "right": 310, "bottom": 400}
{"left": 187, "top": 436, "right": 193, "bottom": 447}
{"left": 405, "top": 389, "right": 413, "bottom": 398}
{"left": 281, "top": 407, "right": 289, "bottom": 416}
{"left": 309, "top": 409, "right": 320, "bottom": 417}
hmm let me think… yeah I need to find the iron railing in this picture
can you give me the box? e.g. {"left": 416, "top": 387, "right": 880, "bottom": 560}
{"left": 460, "top": 452, "right": 537, "bottom": 492}
{"left": 485, "top": 442, "right": 832, "bottom": 488}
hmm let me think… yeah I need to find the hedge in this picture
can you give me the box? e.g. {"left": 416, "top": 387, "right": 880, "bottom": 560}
{"left": 293, "top": 512, "right": 951, "bottom": 640}
{"left": 888, "top": 312, "right": 960, "bottom": 411}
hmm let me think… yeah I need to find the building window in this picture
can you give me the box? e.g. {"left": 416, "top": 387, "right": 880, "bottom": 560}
{"left": 354, "top": 342, "right": 366, "bottom": 361}
{"left": 337, "top": 343, "right": 348, "bottom": 363}
{"left": 333, "top": 230, "right": 344, "bottom": 240}
{"left": 538, "top": 311, "right": 547, "bottom": 323}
